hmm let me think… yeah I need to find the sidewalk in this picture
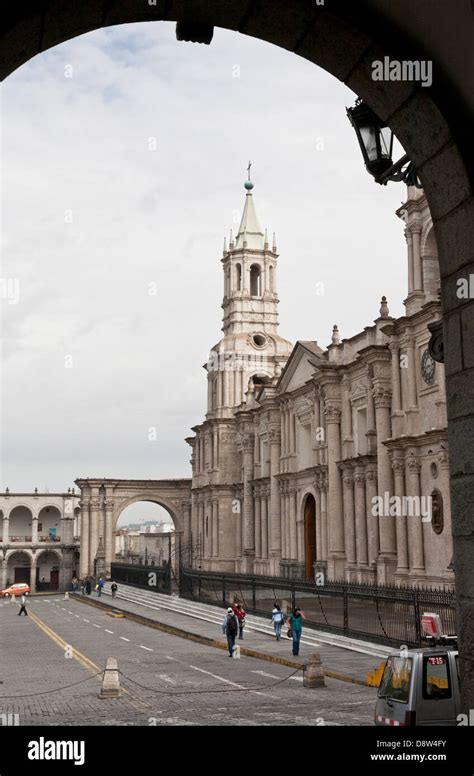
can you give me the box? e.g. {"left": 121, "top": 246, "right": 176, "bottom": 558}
{"left": 72, "top": 589, "right": 386, "bottom": 686}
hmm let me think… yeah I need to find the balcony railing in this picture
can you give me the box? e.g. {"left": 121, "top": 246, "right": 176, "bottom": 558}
{"left": 0, "top": 535, "right": 61, "bottom": 543}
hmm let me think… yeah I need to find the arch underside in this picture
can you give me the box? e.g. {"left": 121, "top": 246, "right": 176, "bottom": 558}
{"left": 2, "top": 0, "right": 474, "bottom": 707}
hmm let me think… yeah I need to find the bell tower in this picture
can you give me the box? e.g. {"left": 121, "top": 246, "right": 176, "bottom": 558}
{"left": 221, "top": 173, "right": 280, "bottom": 335}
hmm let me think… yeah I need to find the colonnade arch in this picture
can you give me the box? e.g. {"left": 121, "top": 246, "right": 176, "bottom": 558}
{"left": 1, "top": 0, "right": 473, "bottom": 708}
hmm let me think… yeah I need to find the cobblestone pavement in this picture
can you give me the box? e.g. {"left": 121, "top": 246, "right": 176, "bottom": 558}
{"left": 0, "top": 595, "right": 377, "bottom": 726}
{"left": 93, "top": 584, "right": 389, "bottom": 682}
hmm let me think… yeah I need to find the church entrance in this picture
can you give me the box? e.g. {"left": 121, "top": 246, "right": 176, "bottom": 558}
{"left": 304, "top": 494, "right": 316, "bottom": 579}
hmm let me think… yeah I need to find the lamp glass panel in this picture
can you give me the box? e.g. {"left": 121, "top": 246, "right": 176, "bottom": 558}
{"left": 360, "top": 125, "right": 379, "bottom": 162}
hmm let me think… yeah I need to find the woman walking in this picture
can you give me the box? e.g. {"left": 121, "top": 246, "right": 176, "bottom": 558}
{"left": 288, "top": 608, "right": 305, "bottom": 656}
{"left": 271, "top": 603, "right": 285, "bottom": 641}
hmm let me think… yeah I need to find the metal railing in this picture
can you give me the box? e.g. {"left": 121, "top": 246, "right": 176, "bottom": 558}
{"left": 110, "top": 561, "right": 171, "bottom": 593}
{"left": 179, "top": 568, "right": 457, "bottom": 648}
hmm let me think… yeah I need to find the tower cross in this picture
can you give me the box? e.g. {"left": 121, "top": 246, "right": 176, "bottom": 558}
{"left": 247, "top": 160, "right": 252, "bottom": 180}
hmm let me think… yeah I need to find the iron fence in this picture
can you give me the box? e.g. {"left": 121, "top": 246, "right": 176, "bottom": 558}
{"left": 110, "top": 561, "right": 171, "bottom": 593}
{"left": 179, "top": 567, "right": 456, "bottom": 648}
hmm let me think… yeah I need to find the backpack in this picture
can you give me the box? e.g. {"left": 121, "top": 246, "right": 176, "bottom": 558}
{"left": 227, "top": 615, "right": 238, "bottom": 636}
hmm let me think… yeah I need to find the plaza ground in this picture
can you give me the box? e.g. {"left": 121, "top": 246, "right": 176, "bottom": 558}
{"left": 0, "top": 591, "right": 380, "bottom": 726}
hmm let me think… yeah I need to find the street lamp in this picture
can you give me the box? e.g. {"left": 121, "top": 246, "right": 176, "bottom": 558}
{"left": 346, "top": 98, "right": 422, "bottom": 187}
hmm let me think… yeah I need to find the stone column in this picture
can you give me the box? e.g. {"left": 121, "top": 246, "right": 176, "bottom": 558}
{"left": 373, "top": 385, "right": 397, "bottom": 580}
{"left": 342, "top": 377, "right": 352, "bottom": 442}
{"left": 289, "top": 410, "right": 296, "bottom": 456}
{"left": 405, "top": 227, "right": 414, "bottom": 294}
{"left": 80, "top": 498, "right": 90, "bottom": 579}
{"left": 279, "top": 485, "right": 286, "bottom": 558}
{"left": 321, "top": 479, "right": 328, "bottom": 562}
{"left": 315, "top": 486, "right": 322, "bottom": 561}
{"left": 366, "top": 376, "right": 377, "bottom": 454}
{"left": 289, "top": 486, "right": 297, "bottom": 560}
{"left": 406, "top": 337, "right": 418, "bottom": 410}
{"left": 354, "top": 467, "right": 368, "bottom": 568}
{"left": 104, "top": 491, "right": 114, "bottom": 577}
{"left": 342, "top": 468, "right": 356, "bottom": 568}
{"left": 32, "top": 516, "right": 38, "bottom": 544}
{"left": 235, "top": 497, "right": 242, "bottom": 559}
{"left": 406, "top": 456, "right": 425, "bottom": 574}
{"left": 285, "top": 489, "right": 291, "bottom": 560}
{"left": 0, "top": 558, "right": 7, "bottom": 589}
{"left": 89, "top": 488, "right": 100, "bottom": 576}
{"left": 212, "top": 500, "right": 219, "bottom": 558}
{"left": 30, "top": 554, "right": 37, "bottom": 593}
{"left": 261, "top": 493, "right": 268, "bottom": 559}
{"left": 392, "top": 458, "right": 409, "bottom": 576}
{"left": 411, "top": 224, "right": 423, "bottom": 291}
{"left": 324, "top": 404, "right": 345, "bottom": 575}
{"left": 297, "top": 514, "right": 304, "bottom": 564}
{"left": 254, "top": 491, "right": 261, "bottom": 559}
{"left": 241, "top": 435, "right": 255, "bottom": 556}
{"left": 269, "top": 427, "right": 281, "bottom": 554}
{"left": 3, "top": 516, "right": 9, "bottom": 543}
{"left": 389, "top": 342, "right": 402, "bottom": 414}
{"left": 365, "top": 467, "right": 379, "bottom": 567}
{"left": 213, "top": 429, "right": 218, "bottom": 469}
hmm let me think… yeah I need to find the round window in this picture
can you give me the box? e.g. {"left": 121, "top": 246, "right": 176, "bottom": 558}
{"left": 252, "top": 333, "right": 267, "bottom": 348}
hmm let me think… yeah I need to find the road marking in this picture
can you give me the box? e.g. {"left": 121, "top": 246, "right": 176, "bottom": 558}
{"left": 165, "top": 655, "right": 178, "bottom": 661}
{"left": 67, "top": 611, "right": 74, "bottom": 614}
{"left": 251, "top": 670, "right": 280, "bottom": 680}
{"left": 61, "top": 607, "right": 67, "bottom": 611}
{"left": 105, "top": 629, "right": 114, "bottom": 634}
{"left": 120, "top": 637, "right": 130, "bottom": 642}
{"left": 188, "top": 664, "right": 274, "bottom": 699}
{"left": 290, "top": 676, "right": 304, "bottom": 682}
{"left": 28, "top": 611, "right": 101, "bottom": 676}
{"left": 92, "top": 624, "right": 101, "bottom": 628}
{"left": 156, "top": 674, "right": 176, "bottom": 685}
{"left": 83, "top": 619, "right": 90, "bottom": 623}
{"left": 74, "top": 614, "right": 80, "bottom": 618}
{"left": 139, "top": 645, "right": 153, "bottom": 652}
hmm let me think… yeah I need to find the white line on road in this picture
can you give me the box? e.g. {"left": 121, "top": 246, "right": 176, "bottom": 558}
{"left": 165, "top": 656, "right": 178, "bottom": 661}
{"left": 83, "top": 619, "right": 90, "bottom": 623}
{"left": 120, "top": 637, "right": 130, "bottom": 642}
{"left": 188, "top": 664, "right": 275, "bottom": 699}
{"left": 290, "top": 676, "right": 304, "bottom": 682}
{"left": 93, "top": 624, "right": 101, "bottom": 628}
{"left": 251, "top": 670, "right": 280, "bottom": 680}
{"left": 67, "top": 611, "right": 73, "bottom": 614}
{"left": 139, "top": 645, "right": 153, "bottom": 652}
{"left": 105, "top": 629, "right": 114, "bottom": 634}
{"left": 61, "top": 607, "right": 67, "bottom": 611}
{"left": 156, "top": 674, "right": 177, "bottom": 685}
{"left": 74, "top": 614, "right": 80, "bottom": 618}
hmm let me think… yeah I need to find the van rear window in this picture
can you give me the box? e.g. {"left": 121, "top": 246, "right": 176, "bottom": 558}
{"left": 378, "top": 657, "right": 412, "bottom": 703}
{"left": 423, "top": 655, "right": 451, "bottom": 700}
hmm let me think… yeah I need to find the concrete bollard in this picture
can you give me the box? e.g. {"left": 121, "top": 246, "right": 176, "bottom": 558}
{"left": 303, "top": 653, "right": 326, "bottom": 688}
{"left": 10, "top": 595, "right": 16, "bottom": 604}
{"left": 64, "top": 591, "right": 69, "bottom": 600}
{"left": 99, "top": 657, "right": 121, "bottom": 699}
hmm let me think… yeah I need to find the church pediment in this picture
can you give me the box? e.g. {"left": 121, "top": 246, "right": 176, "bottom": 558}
{"left": 277, "top": 341, "right": 324, "bottom": 394}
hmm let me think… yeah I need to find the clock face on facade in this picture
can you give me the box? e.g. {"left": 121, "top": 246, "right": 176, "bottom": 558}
{"left": 421, "top": 348, "right": 436, "bottom": 385}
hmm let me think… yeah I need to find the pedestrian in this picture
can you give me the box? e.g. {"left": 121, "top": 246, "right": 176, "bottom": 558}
{"left": 18, "top": 592, "right": 28, "bottom": 616}
{"left": 288, "top": 607, "right": 305, "bottom": 656}
{"left": 85, "top": 578, "right": 92, "bottom": 595}
{"left": 233, "top": 603, "right": 246, "bottom": 640}
{"left": 111, "top": 581, "right": 118, "bottom": 599}
{"left": 222, "top": 606, "right": 239, "bottom": 657}
{"left": 96, "top": 577, "right": 105, "bottom": 597}
{"left": 271, "top": 603, "right": 285, "bottom": 641}
{"left": 80, "top": 578, "right": 86, "bottom": 595}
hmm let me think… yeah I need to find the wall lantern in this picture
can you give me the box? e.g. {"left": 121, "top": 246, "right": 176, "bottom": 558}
{"left": 346, "top": 98, "right": 422, "bottom": 187}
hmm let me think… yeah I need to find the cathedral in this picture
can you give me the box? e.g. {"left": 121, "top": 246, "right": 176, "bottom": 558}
{"left": 186, "top": 179, "right": 453, "bottom": 588}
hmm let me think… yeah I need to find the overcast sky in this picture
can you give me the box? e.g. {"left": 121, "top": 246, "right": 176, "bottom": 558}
{"left": 0, "top": 21, "right": 408, "bottom": 503}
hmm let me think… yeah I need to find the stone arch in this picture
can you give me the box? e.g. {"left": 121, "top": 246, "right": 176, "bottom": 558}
{"left": 2, "top": 0, "right": 473, "bottom": 707}
{"left": 4, "top": 549, "right": 33, "bottom": 589}
{"left": 5, "top": 547, "right": 34, "bottom": 562}
{"left": 301, "top": 491, "right": 317, "bottom": 579}
{"left": 6, "top": 503, "right": 34, "bottom": 520}
{"left": 113, "top": 494, "right": 181, "bottom": 534}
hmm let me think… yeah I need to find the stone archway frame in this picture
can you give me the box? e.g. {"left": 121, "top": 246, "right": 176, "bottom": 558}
{"left": 3, "top": 548, "right": 34, "bottom": 591}
{"left": 35, "top": 547, "right": 64, "bottom": 592}
{"left": 2, "top": 0, "right": 473, "bottom": 708}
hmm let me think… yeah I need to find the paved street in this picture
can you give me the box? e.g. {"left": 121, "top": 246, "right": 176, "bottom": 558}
{"left": 0, "top": 595, "right": 377, "bottom": 726}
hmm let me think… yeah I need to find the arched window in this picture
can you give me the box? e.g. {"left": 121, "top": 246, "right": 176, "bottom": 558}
{"left": 431, "top": 490, "right": 444, "bottom": 534}
{"left": 250, "top": 264, "right": 262, "bottom": 296}
{"left": 235, "top": 263, "right": 242, "bottom": 291}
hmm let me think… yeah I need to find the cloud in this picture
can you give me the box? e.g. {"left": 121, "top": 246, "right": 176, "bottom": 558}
{"left": 0, "top": 22, "right": 406, "bottom": 491}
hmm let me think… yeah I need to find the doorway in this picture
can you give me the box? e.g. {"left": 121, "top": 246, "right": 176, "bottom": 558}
{"left": 304, "top": 494, "right": 317, "bottom": 579}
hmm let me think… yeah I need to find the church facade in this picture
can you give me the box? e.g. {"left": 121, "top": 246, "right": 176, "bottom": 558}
{"left": 186, "top": 181, "right": 453, "bottom": 588}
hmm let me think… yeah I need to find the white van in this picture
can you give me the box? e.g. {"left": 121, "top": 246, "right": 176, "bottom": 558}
{"left": 374, "top": 613, "right": 461, "bottom": 726}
